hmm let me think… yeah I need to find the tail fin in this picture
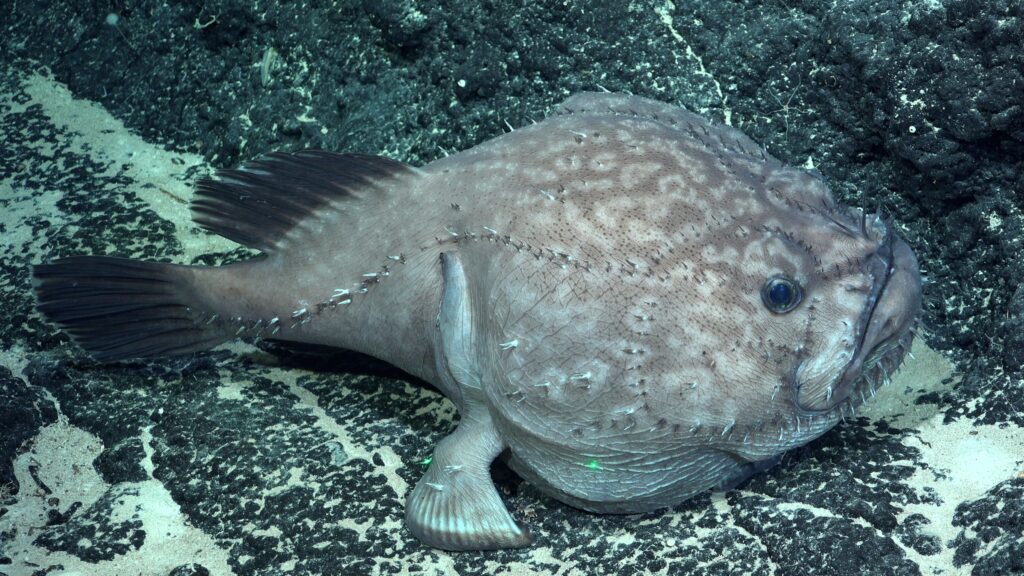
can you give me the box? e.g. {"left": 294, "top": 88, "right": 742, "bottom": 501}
{"left": 32, "top": 256, "right": 228, "bottom": 362}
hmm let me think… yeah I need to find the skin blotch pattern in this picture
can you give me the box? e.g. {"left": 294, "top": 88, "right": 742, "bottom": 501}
{"left": 32, "top": 92, "right": 923, "bottom": 550}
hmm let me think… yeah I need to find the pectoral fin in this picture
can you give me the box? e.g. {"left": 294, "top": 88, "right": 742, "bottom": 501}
{"left": 406, "top": 407, "right": 532, "bottom": 550}
{"left": 431, "top": 251, "right": 478, "bottom": 407}
{"left": 405, "top": 251, "right": 532, "bottom": 550}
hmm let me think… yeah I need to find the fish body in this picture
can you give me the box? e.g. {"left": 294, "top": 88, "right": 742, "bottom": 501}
{"left": 34, "top": 93, "right": 923, "bottom": 550}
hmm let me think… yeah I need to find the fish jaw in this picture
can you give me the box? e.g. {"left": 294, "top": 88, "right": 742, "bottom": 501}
{"left": 793, "top": 230, "right": 923, "bottom": 415}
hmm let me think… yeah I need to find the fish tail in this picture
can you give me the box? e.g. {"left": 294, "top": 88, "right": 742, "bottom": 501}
{"left": 32, "top": 256, "right": 230, "bottom": 361}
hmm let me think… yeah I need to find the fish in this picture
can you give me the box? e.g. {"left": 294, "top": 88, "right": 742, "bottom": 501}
{"left": 32, "top": 92, "right": 923, "bottom": 550}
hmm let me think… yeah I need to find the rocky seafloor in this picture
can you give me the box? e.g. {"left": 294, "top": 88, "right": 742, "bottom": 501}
{"left": 1, "top": 1, "right": 1022, "bottom": 575}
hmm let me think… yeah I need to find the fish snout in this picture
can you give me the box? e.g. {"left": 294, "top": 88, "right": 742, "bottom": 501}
{"left": 868, "top": 238, "right": 923, "bottom": 343}
{"left": 795, "top": 236, "right": 923, "bottom": 413}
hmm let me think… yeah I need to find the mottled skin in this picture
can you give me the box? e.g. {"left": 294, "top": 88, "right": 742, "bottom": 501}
{"left": 36, "top": 93, "right": 922, "bottom": 550}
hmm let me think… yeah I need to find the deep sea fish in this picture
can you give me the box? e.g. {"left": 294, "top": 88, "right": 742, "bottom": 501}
{"left": 33, "top": 92, "right": 923, "bottom": 550}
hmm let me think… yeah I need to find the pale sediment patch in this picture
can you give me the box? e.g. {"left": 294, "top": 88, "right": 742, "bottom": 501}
{"left": 859, "top": 337, "right": 957, "bottom": 426}
{"left": 896, "top": 416, "right": 1023, "bottom": 573}
{"left": 1, "top": 418, "right": 235, "bottom": 576}
{"left": 0, "top": 344, "right": 31, "bottom": 380}
{"left": 20, "top": 71, "right": 237, "bottom": 260}
{"left": 859, "top": 339, "right": 1022, "bottom": 573}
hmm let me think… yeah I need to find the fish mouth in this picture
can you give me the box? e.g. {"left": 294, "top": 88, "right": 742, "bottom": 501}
{"left": 794, "top": 221, "right": 923, "bottom": 414}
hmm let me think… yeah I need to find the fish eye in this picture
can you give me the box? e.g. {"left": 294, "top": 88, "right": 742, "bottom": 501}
{"left": 761, "top": 275, "right": 803, "bottom": 314}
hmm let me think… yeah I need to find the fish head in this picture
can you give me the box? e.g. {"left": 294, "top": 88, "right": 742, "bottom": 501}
{"left": 720, "top": 168, "right": 923, "bottom": 423}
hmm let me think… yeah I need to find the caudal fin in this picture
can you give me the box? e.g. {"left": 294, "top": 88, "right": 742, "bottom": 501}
{"left": 32, "top": 256, "right": 228, "bottom": 361}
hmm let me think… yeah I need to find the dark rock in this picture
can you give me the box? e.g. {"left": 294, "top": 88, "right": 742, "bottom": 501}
{"left": 1002, "top": 285, "right": 1024, "bottom": 370}
{"left": 169, "top": 564, "right": 211, "bottom": 576}
{"left": 93, "top": 437, "right": 148, "bottom": 485}
{"left": 0, "top": 366, "right": 58, "bottom": 493}
{"left": 896, "top": 513, "right": 943, "bottom": 556}
{"left": 32, "top": 485, "right": 146, "bottom": 562}
{"left": 952, "top": 477, "right": 1024, "bottom": 575}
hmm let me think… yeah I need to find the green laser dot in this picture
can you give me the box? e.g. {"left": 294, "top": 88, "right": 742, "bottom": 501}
{"left": 421, "top": 456, "right": 432, "bottom": 466}
{"left": 586, "top": 459, "right": 601, "bottom": 470}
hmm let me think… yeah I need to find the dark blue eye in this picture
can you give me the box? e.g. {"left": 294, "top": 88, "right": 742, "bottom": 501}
{"left": 769, "top": 282, "right": 791, "bottom": 304}
{"left": 761, "top": 275, "right": 802, "bottom": 313}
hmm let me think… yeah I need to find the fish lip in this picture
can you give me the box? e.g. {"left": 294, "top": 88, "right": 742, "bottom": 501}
{"left": 847, "top": 220, "right": 898, "bottom": 372}
{"left": 792, "top": 217, "right": 917, "bottom": 414}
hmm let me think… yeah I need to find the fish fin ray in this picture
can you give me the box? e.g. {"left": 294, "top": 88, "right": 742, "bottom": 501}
{"left": 406, "top": 403, "right": 533, "bottom": 550}
{"left": 33, "top": 256, "right": 229, "bottom": 361}
{"left": 191, "top": 151, "right": 420, "bottom": 253}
